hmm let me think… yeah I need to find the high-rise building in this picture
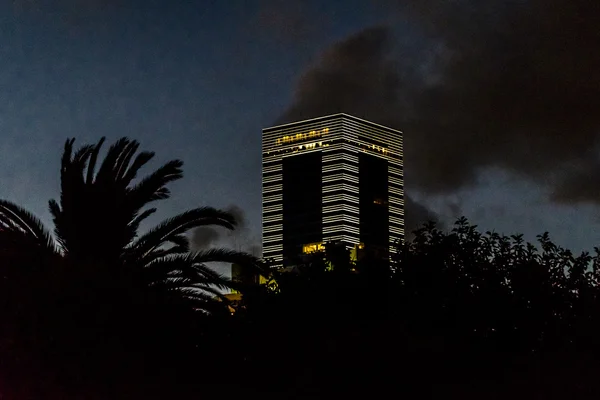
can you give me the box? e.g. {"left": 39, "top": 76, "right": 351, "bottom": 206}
{"left": 262, "top": 114, "right": 404, "bottom": 267}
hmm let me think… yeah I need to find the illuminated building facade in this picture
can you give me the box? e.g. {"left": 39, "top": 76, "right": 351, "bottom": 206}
{"left": 262, "top": 113, "right": 404, "bottom": 267}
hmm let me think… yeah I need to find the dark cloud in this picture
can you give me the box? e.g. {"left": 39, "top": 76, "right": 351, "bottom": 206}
{"left": 224, "top": 204, "right": 248, "bottom": 234}
{"left": 223, "top": 205, "right": 258, "bottom": 252}
{"left": 276, "top": 26, "right": 444, "bottom": 229}
{"left": 278, "top": 1, "right": 600, "bottom": 206}
{"left": 190, "top": 226, "right": 221, "bottom": 250}
{"left": 551, "top": 157, "right": 600, "bottom": 204}
{"left": 443, "top": 198, "right": 463, "bottom": 221}
{"left": 246, "top": 243, "right": 262, "bottom": 258}
{"left": 276, "top": 26, "right": 409, "bottom": 127}
{"left": 391, "top": 0, "right": 600, "bottom": 199}
{"left": 404, "top": 195, "right": 444, "bottom": 238}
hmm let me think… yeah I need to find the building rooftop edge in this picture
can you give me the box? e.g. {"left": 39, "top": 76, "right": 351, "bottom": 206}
{"left": 263, "top": 113, "right": 403, "bottom": 134}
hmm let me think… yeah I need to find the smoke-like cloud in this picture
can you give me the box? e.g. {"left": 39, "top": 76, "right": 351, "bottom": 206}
{"left": 404, "top": 196, "right": 444, "bottom": 238}
{"left": 223, "top": 204, "right": 248, "bottom": 234}
{"left": 386, "top": 0, "right": 600, "bottom": 202}
{"left": 277, "top": 0, "right": 600, "bottom": 230}
{"left": 190, "top": 226, "right": 221, "bottom": 250}
{"left": 276, "top": 26, "right": 408, "bottom": 128}
{"left": 276, "top": 26, "right": 444, "bottom": 230}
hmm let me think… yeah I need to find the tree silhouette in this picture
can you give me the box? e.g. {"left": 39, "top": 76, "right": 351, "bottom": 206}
{"left": 4, "top": 147, "right": 600, "bottom": 400}
{"left": 229, "top": 218, "right": 600, "bottom": 399}
{"left": 0, "top": 137, "right": 263, "bottom": 396}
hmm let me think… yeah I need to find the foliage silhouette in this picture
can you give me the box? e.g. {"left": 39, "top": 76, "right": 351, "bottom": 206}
{"left": 230, "top": 219, "right": 600, "bottom": 399}
{"left": 3, "top": 136, "right": 600, "bottom": 398}
{"left": 0, "top": 137, "right": 263, "bottom": 397}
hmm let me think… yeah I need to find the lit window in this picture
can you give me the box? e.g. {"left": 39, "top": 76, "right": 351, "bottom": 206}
{"left": 302, "top": 242, "right": 325, "bottom": 254}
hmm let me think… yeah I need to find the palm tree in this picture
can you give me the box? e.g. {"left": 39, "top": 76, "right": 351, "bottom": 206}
{"left": 0, "top": 137, "right": 262, "bottom": 332}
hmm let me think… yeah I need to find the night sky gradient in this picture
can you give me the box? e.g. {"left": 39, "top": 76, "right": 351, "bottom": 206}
{"left": 2, "top": 0, "right": 600, "bottom": 259}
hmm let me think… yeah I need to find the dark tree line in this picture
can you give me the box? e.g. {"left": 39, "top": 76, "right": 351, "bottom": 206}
{"left": 231, "top": 220, "right": 600, "bottom": 399}
{"left": 2, "top": 138, "right": 600, "bottom": 399}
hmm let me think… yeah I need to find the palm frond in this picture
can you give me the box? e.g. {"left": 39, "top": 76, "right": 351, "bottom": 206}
{"left": 143, "top": 281, "right": 230, "bottom": 315}
{"left": 189, "top": 282, "right": 231, "bottom": 299}
{"left": 144, "top": 253, "right": 228, "bottom": 280}
{"left": 128, "top": 207, "right": 157, "bottom": 237}
{"left": 174, "top": 288, "right": 231, "bottom": 313}
{"left": 143, "top": 252, "right": 238, "bottom": 290}
{"left": 64, "top": 146, "right": 94, "bottom": 200}
{"left": 168, "top": 234, "right": 189, "bottom": 248}
{"left": 47, "top": 199, "right": 66, "bottom": 251}
{"left": 0, "top": 230, "right": 60, "bottom": 277}
{"left": 95, "top": 137, "right": 131, "bottom": 185}
{"left": 142, "top": 244, "right": 189, "bottom": 263}
{"left": 152, "top": 277, "right": 231, "bottom": 303}
{"left": 0, "top": 212, "right": 20, "bottom": 231}
{"left": 144, "top": 249, "right": 263, "bottom": 288}
{"left": 115, "top": 140, "right": 140, "bottom": 182}
{"left": 61, "top": 138, "right": 76, "bottom": 174}
{"left": 0, "top": 200, "right": 57, "bottom": 253}
{"left": 142, "top": 257, "right": 198, "bottom": 280}
{"left": 187, "top": 248, "right": 265, "bottom": 274}
{"left": 51, "top": 138, "right": 186, "bottom": 261}
{"left": 152, "top": 276, "right": 195, "bottom": 287}
{"left": 121, "top": 151, "right": 155, "bottom": 184}
{"left": 86, "top": 137, "right": 106, "bottom": 184}
{"left": 176, "top": 286, "right": 228, "bottom": 301}
{"left": 72, "top": 144, "right": 94, "bottom": 167}
{"left": 190, "top": 262, "right": 230, "bottom": 283}
{"left": 131, "top": 207, "right": 236, "bottom": 260}
{"left": 126, "top": 159, "right": 183, "bottom": 208}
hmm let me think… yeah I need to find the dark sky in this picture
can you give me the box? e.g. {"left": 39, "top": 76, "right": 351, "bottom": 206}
{"left": 2, "top": 0, "right": 600, "bottom": 255}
